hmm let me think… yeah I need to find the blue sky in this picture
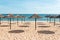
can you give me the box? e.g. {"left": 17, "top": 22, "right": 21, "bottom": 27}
{"left": 0, "top": 0, "right": 60, "bottom": 14}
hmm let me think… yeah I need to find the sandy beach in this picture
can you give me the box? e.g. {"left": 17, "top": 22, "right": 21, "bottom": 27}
{"left": 0, "top": 21, "right": 60, "bottom": 40}
{"left": 0, "top": 0, "right": 60, "bottom": 39}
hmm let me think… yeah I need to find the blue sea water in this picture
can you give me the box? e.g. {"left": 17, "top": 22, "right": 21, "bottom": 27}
{"left": 1, "top": 14, "right": 60, "bottom": 22}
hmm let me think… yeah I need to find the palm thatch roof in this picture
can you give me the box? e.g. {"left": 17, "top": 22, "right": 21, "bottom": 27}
{"left": 29, "top": 14, "right": 42, "bottom": 18}
{"left": 15, "top": 15, "right": 26, "bottom": 18}
{"left": 56, "top": 15, "right": 60, "bottom": 18}
{"left": 0, "top": 14, "right": 4, "bottom": 18}
{"left": 49, "top": 15, "right": 57, "bottom": 18}
{"left": 45, "top": 15, "right": 51, "bottom": 18}
{"left": 4, "top": 14, "right": 15, "bottom": 18}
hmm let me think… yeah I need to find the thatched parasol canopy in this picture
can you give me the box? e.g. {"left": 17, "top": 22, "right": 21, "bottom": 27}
{"left": 29, "top": 14, "right": 42, "bottom": 30}
{"left": 0, "top": 14, "right": 4, "bottom": 18}
{"left": 56, "top": 15, "right": 60, "bottom": 22}
{"left": 0, "top": 14, "right": 4, "bottom": 25}
{"left": 29, "top": 14, "right": 42, "bottom": 18}
{"left": 5, "top": 14, "right": 15, "bottom": 29}
{"left": 45, "top": 15, "right": 51, "bottom": 22}
{"left": 15, "top": 15, "right": 26, "bottom": 25}
{"left": 15, "top": 15, "right": 21, "bottom": 26}
{"left": 49, "top": 15, "right": 57, "bottom": 26}
{"left": 7, "top": 14, "right": 15, "bottom": 18}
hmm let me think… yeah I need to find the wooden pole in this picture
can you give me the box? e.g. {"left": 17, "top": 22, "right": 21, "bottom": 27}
{"left": 47, "top": 17, "right": 48, "bottom": 22}
{"left": 50, "top": 18, "right": 51, "bottom": 23}
{"left": 54, "top": 18, "right": 55, "bottom": 26}
{"left": 24, "top": 18, "right": 25, "bottom": 22}
{"left": 0, "top": 17, "right": 1, "bottom": 25}
{"left": 10, "top": 18, "right": 11, "bottom": 29}
{"left": 35, "top": 18, "right": 37, "bottom": 30}
{"left": 59, "top": 18, "right": 60, "bottom": 22}
{"left": 17, "top": 18, "right": 18, "bottom": 26}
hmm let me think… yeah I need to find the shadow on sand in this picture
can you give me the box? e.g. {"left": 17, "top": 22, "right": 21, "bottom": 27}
{"left": 8, "top": 30, "right": 24, "bottom": 33}
{"left": 37, "top": 30, "right": 55, "bottom": 34}
{"left": 56, "top": 24, "right": 60, "bottom": 25}
{"left": 0, "top": 25, "right": 9, "bottom": 27}
{"left": 19, "top": 25, "right": 29, "bottom": 27}
{"left": 38, "top": 26, "right": 50, "bottom": 28}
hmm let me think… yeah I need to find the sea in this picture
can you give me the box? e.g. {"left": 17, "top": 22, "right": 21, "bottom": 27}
{"left": 1, "top": 14, "right": 60, "bottom": 22}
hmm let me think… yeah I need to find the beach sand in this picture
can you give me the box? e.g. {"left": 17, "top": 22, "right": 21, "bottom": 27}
{"left": 0, "top": 21, "right": 60, "bottom": 40}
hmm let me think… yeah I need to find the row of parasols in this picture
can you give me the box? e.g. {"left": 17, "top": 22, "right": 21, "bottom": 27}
{"left": 0, "top": 14, "right": 60, "bottom": 30}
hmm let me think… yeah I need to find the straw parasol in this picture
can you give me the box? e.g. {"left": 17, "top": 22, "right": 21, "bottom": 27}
{"left": 20, "top": 16, "right": 26, "bottom": 24}
{"left": 0, "top": 14, "right": 4, "bottom": 25}
{"left": 19, "top": 15, "right": 26, "bottom": 22}
{"left": 45, "top": 15, "right": 51, "bottom": 22}
{"left": 22, "top": 16, "right": 26, "bottom": 22}
{"left": 15, "top": 15, "right": 26, "bottom": 26}
{"left": 5, "top": 14, "right": 15, "bottom": 29}
{"left": 56, "top": 15, "right": 60, "bottom": 22}
{"left": 15, "top": 15, "right": 21, "bottom": 26}
{"left": 29, "top": 14, "right": 42, "bottom": 30}
{"left": 49, "top": 15, "right": 57, "bottom": 26}
{"left": 48, "top": 15, "right": 53, "bottom": 23}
